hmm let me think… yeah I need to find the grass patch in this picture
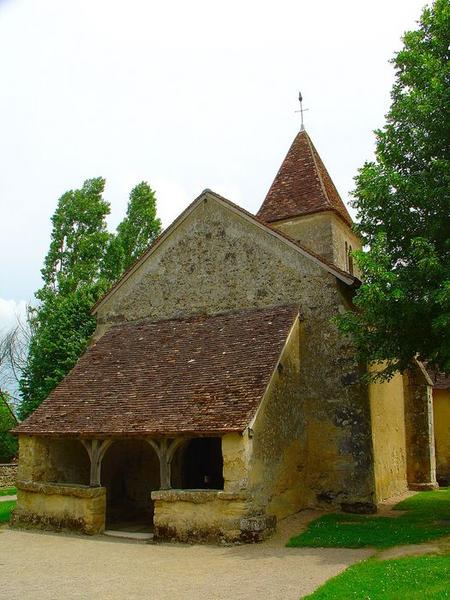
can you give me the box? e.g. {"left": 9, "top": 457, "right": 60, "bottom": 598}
{"left": 0, "top": 499, "right": 16, "bottom": 523}
{"left": 288, "top": 488, "right": 450, "bottom": 549}
{"left": 303, "top": 554, "right": 450, "bottom": 599}
{"left": 0, "top": 486, "right": 16, "bottom": 497}
{"left": 394, "top": 487, "right": 450, "bottom": 515}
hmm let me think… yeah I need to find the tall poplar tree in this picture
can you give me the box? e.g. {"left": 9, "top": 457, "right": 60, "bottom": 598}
{"left": 338, "top": 0, "right": 450, "bottom": 378}
{"left": 19, "top": 178, "right": 162, "bottom": 419}
{"left": 103, "top": 182, "right": 161, "bottom": 281}
{"left": 19, "top": 178, "right": 111, "bottom": 419}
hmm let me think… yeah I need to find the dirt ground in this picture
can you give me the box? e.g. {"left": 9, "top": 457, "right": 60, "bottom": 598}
{"left": 0, "top": 511, "right": 372, "bottom": 600}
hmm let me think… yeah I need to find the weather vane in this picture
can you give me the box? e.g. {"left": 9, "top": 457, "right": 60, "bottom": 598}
{"left": 295, "top": 91, "right": 309, "bottom": 131}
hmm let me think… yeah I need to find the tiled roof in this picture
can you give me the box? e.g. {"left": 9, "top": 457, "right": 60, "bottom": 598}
{"left": 16, "top": 305, "right": 299, "bottom": 437}
{"left": 428, "top": 370, "right": 450, "bottom": 390}
{"left": 257, "top": 129, "right": 353, "bottom": 225}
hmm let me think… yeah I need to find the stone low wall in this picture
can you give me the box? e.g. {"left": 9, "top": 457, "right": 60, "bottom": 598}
{"left": 12, "top": 481, "right": 106, "bottom": 535}
{"left": 0, "top": 463, "right": 17, "bottom": 488}
{"left": 152, "top": 489, "right": 276, "bottom": 544}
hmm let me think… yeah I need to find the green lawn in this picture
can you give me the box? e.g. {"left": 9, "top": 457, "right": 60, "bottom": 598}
{"left": 0, "top": 486, "right": 16, "bottom": 497}
{"left": 0, "top": 499, "right": 16, "bottom": 523}
{"left": 303, "top": 554, "right": 450, "bottom": 600}
{"left": 288, "top": 488, "right": 450, "bottom": 549}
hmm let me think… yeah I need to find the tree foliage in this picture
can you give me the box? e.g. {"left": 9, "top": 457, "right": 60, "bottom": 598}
{"left": 0, "top": 392, "right": 17, "bottom": 463}
{"left": 103, "top": 182, "right": 161, "bottom": 280}
{"left": 19, "top": 178, "right": 161, "bottom": 419}
{"left": 339, "top": 0, "right": 450, "bottom": 378}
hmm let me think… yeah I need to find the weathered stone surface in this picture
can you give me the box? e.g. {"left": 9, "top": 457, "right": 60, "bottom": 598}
{"left": 273, "top": 211, "right": 361, "bottom": 275}
{"left": 152, "top": 488, "right": 271, "bottom": 544}
{"left": 17, "top": 436, "right": 89, "bottom": 485}
{"left": 0, "top": 464, "right": 17, "bottom": 488}
{"left": 17, "top": 480, "right": 104, "bottom": 498}
{"left": 13, "top": 481, "right": 106, "bottom": 535}
{"left": 152, "top": 489, "right": 248, "bottom": 503}
{"left": 404, "top": 364, "right": 438, "bottom": 489}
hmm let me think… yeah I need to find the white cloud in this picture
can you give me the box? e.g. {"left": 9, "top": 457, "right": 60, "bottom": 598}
{"left": 0, "top": 299, "right": 28, "bottom": 335}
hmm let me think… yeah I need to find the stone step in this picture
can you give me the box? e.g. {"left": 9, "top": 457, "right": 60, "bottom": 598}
{"left": 103, "top": 529, "right": 154, "bottom": 542}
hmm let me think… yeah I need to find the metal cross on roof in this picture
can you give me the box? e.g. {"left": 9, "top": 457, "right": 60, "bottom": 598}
{"left": 295, "top": 91, "right": 309, "bottom": 131}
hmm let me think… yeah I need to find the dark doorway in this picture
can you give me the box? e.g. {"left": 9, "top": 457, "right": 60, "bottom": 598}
{"left": 177, "top": 437, "right": 224, "bottom": 490}
{"left": 101, "top": 439, "right": 159, "bottom": 530}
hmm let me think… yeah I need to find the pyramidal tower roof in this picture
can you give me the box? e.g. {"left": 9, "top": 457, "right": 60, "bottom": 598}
{"left": 257, "top": 129, "right": 352, "bottom": 225}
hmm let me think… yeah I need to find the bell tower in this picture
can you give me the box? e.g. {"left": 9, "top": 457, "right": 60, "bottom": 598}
{"left": 257, "top": 129, "right": 360, "bottom": 274}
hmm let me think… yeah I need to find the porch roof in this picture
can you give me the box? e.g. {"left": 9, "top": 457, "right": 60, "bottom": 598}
{"left": 16, "top": 305, "right": 298, "bottom": 436}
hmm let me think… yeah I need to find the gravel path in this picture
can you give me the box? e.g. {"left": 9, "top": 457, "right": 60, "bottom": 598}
{"left": 0, "top": 494, "right": 17, "bottom": 502}
{"left": 0, "top": 512, "right": 372, "bottom": 600}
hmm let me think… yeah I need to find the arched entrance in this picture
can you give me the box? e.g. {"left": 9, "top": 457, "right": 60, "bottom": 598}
{"left": 172, "top": 437, "right": 224, "bottom": 490}
{"left": 101, "top": 439, "right": 160, "bottom": 531}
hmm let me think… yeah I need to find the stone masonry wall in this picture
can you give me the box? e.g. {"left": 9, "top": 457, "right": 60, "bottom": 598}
{"left": 94, "top": 196, "right": 377, "bottom": 511}
{"left": 0, "top": 463, "right": 17, "bottom": 488}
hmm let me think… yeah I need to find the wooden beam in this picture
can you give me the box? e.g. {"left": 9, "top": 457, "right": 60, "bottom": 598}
{"left": 81, "top": 439, "right": 113, "bottom": 487}
{"left": 146, "top": 437, "right": 189, "bottom": 490}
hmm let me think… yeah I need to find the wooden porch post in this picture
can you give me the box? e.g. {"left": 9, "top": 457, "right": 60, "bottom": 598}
{"left": 146, "top": 437, "right": 188, "bottom": 490}
{"left": 81, "top": 439, "right": 113, "bottom": 487}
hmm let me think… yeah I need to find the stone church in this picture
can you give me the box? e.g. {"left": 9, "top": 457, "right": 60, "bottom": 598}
{"left": 13, "top": 128, "right": 439, "bottom": 543}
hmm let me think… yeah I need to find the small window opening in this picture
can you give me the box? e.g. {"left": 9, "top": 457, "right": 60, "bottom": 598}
{"left": 348, "top": 244, "right": 354, "bottom": 275}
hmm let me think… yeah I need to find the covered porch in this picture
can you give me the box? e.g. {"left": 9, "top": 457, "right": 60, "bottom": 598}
{"left": 14, "top": 434, "right": 235, "bottom": 539}
{"left": 13, "top": 306, "right": 299, "bottom": 542}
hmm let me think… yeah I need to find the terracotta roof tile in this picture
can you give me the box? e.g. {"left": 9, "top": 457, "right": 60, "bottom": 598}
{"left": 428, "top": 370, "right": 450, "bottom": 390}
{"left": 257, "top": 130, "right": 353, "bottom": 225}
{"left": 16, "top": 305, "right": 299, "bottom": 437}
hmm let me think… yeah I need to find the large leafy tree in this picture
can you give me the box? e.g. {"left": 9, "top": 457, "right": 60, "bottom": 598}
{"left": 339, "top": 0, "right": 450, "bottom": 378}
{"left": 19, "top": 178, "right": 110, "bottom": 419}
{"left": 0, "top": 392, "right": 18, "bottom": 462}
{"left": 19, "top": 178, "right": 161, "bottom": 419}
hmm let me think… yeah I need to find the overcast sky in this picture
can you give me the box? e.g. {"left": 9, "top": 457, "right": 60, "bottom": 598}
{"left": 0, "top": 0, "right": 426, "bottom": 332}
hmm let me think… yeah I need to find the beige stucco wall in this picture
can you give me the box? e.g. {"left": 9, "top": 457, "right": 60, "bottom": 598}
{"left": 270, "top": 211, "right": 361, "bottom": 275}
{"left": 13, "top": 481, "right": 106, "bottom": 535}
{"left": 94, "top": 197, "right": 377, "bottom": 512}
{"left": 369, "top": 373, "right": 408, "bottom": 502}
{"left": 248, "top": 318, "right": 305, "bottom": 518}
{"left": 433, "top": 389, "right": 450, "bottom": 485}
